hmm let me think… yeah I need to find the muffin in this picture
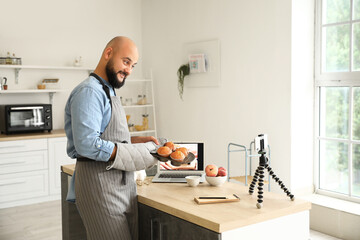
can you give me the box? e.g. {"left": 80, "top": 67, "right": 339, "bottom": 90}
{"left": 157, "top": 146, "right": 172, "bottom": 157}
{"left": 164, "top": 141, "right": 176, "bottom": 151}
{"left": 170, "top": 150, "right": 185, "bottom": 162}
{"left": 176, "top": 147, "right": 188, "bottom": 157}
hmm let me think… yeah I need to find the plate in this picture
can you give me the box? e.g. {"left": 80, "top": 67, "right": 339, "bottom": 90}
{"left": 150, "top": 152, "right": 195, "bottom": 166}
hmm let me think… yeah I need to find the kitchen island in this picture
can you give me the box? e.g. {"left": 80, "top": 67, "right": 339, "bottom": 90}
{"left": 61, "top": 164, "right": 311, "bottom": 240}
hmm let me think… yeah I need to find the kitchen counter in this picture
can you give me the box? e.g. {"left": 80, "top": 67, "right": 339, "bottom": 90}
{"left": 0, "top": 129, "right": 66, "bottom": 141}
{"left": 137, "top": 180, "right": 310, "bottom": 233}
{"left": 61, "top": 164, "right": 311, "bottom": 239}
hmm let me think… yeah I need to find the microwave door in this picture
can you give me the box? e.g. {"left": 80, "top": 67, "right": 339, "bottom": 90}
{"left": 9, "top": 106, "right": 44, "bottom": 128}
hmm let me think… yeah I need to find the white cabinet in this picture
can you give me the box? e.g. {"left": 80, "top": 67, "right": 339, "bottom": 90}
{"left": 0, "top": 150, "right": 48, "bottom": 175}
{"left": 48, "top": 137, "right": 75, "bottom": 195}
{"left": 0, "top": 136, "right": 74, "bottom": 209}
{"left": 0, "top": 138, "right": 47, "bottom": 154}
{"left": 0, "top": 139, "right": 49, "bottom": 207}
{"left": 0, "top": 170, "right": 48, "bottom": 204}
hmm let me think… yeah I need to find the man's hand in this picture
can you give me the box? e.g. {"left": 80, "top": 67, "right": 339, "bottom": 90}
{"left": 131, "top": 136, "right": 159, "bottom": 145}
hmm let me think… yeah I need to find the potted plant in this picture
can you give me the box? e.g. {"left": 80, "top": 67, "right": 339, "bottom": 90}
{"left": 177, "top": 63, "right": 190, "bottom": 100}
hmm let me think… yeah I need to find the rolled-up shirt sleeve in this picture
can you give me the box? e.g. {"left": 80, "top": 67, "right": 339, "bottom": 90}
{"left": 70, "top": 86, "right": 114, "bottom": 161}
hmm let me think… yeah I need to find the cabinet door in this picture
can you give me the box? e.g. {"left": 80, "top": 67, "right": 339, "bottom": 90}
{"left": 0, "top": 138, "right": 47, "bottom": 154}
{"left": 0, "top": 170, "right": 48, "bottom": 203}
{"left": 0, "top": 150, "right": 48, "bottom": 174}
{"left": 138, "top": 203, "right": 220, "bottom": 240}
{"left": 48, "top": 137, "right": 75, "bottom": 195}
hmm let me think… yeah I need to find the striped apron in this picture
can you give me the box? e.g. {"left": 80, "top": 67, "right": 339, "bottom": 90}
{"left": 75, "top": 74, "right": 137, "bottom": 240}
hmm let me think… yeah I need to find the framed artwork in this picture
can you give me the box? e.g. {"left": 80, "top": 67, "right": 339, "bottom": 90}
{"left": 183, "top": 39, "right": 221, "bottom": 87}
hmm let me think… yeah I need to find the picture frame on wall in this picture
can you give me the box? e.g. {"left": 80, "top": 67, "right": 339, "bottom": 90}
{"left": 183, "top": 39, "right": 221, "bottom": 87}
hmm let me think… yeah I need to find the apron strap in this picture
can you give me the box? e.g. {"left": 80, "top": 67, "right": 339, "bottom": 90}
{"left": 89, "top": 72, "right": 114, "bottom": 102}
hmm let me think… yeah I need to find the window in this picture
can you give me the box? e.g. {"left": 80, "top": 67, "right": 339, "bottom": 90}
{"left": 315, "top": 0, "right": 360, "bottom": 202}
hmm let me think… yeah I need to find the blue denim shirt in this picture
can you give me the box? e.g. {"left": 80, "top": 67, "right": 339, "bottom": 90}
{"left": 64, "top": 75, "right": 116, "bottom": 162}
{"left": 65, "top": 75, "right": 116, "bottom": 203}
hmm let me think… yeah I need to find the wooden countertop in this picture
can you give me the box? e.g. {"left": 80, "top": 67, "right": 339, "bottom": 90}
{"left": 61, "top": 164, "right": 311, "bottom": 233}
{"left": 0, "top": 129, "right": 66, "bottom": 141}
{"left": 62, "top": 164, "right": 76, "bottom": 176}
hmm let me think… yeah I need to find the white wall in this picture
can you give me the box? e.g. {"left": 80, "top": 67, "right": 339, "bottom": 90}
{"left": 291, "top": 0, "right": 315, "bottom": 194}
{"left": 0, "top": 0, "right": 143, "bottom": 129}
{"left": 141, "top": 0, "right": 298, "bottom": 193}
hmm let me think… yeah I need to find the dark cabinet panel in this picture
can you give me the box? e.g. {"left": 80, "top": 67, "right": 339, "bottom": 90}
{"left": 138, "top": 203, "right": 221, "bottom": 240}
{"left": 61, "top": 172, "right": 87, "bottom": 240}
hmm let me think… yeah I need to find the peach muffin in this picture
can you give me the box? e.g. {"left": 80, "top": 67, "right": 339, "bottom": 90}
{"left": 170, "top": 150, "right": 185, "bottom": 162}
{"left": 157, "top": 146, "right": 172, "bottom": 157}
{"left": 164, "top": 141, "right": 176, "bottom": 151}
{"left": 176, "top": 147, "right": 188, "bottom": 157}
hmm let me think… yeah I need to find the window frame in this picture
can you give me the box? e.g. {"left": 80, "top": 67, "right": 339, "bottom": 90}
{"left": 315, "top": 0, "right": 360, "bottom": 203}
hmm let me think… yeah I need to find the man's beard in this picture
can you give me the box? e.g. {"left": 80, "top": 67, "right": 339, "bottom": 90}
{"left": 105, "top": 60, "right": 127, "bottom": 89}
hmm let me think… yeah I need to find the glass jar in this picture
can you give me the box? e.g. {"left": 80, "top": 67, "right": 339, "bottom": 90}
{"left": 5, "top": 52, "right": 12, "bottom": 65}
{"left": 142, "top": 95, "right": 147, "bottom": 104}
{"left": 142, "top": 114, "right": 149, "bottom": 130}
{"left": 16, "top": 58, "right": 22, "bottom": 65}
{"left": 137, "top": 95, "right": 143, "bottom": 104}
{"left": 128, "top": 124, "right": 135, "bottom": 132}
{"left": 125, "top": 98, "right": 132, "bottom": 106}
{"left": 137, "top": 94, "right": 147, "bottom": 105}
{"left": 11, "top": 54, "right": 17, "bottom": 65}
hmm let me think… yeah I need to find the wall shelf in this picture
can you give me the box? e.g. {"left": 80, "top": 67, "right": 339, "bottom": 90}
{"left": 0, "top": 89, "right": 66, "bottom": 104}
{"left": 0, "top": 89, "right": 65, "bottom": 93}
{"left": 123, "top": 104, "right": 153, "bottom": 109}
{"left": 129, "top": 130, "right": 156, "bottom": 136}
{"left": 0, "top": 65, "right": 93, "bottom": 84}
{"left": 0, "top": 65, "right": 93, "bottom": 71}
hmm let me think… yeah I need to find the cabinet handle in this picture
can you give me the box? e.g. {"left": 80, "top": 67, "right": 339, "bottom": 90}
{"left": 150, "top": 218, "right": 160, "bottom": 240}
{"left": 0, "top": 181, "right": 26, "bottom": 186}
{"left": 159, "top": 222, "right": 167, "bottom": 240}
{"left": 0, "top": 161, "right": 26, "bottom": 166}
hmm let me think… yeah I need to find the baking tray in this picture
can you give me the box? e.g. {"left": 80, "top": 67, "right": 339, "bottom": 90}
{"left": 150, "top": 151, "right": 195, "bottom": 166}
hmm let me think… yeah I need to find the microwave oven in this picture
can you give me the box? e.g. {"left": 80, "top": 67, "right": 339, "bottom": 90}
{"left": 0, "top": 104, "right": 52, "bottom": 134}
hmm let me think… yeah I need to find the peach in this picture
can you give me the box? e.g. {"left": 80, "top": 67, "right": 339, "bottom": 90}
{"left": 205, "top": 164, "right": 218, "bottom": 177}
{"left": 217, "top": 167, "right": 227, "bottom": 176}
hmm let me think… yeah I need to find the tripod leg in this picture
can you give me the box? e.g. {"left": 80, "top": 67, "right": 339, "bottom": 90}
{"left": 265, "top": 164, "right": 295, "bottom": 201}
{"left": 256, "top": 165, "right": 265, "bottom": 209}
{"left": 248, "top": 166, "right": 260, "bottom": 195}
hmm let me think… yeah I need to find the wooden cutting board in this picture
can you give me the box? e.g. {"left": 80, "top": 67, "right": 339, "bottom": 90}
{"left": 194, "top": 195, "right": 240, "bottom": 204}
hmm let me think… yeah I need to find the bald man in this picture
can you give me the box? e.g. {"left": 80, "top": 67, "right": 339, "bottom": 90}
{"left": 64, "top": 36, "right": 159, "bottom": 240}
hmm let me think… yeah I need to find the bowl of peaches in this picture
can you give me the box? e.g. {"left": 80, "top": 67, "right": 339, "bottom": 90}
{"left": 151, "top": 141, "right": 196, "bottom": 166}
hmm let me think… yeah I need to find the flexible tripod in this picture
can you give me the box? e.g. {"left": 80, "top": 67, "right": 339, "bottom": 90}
{"left": 248, "top": 136, "right": 294, "bottom": 209}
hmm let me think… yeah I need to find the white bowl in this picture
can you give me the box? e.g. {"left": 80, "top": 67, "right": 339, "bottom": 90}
{"left": 185, "top": 176, "right": 200, "bottom": 187}
{"left": 205, "top": 176, "right": 227, "bottom": 186}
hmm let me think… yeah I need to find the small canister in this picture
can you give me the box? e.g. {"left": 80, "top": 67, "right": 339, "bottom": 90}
{"left": 125, "top": 98, "right": 132, "bottom": 106}
{"left": 128, "top": 124, "right": 135, "bottom": 132}
{"left": 142, "top": 114, "right": 149, "bottom": 130}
